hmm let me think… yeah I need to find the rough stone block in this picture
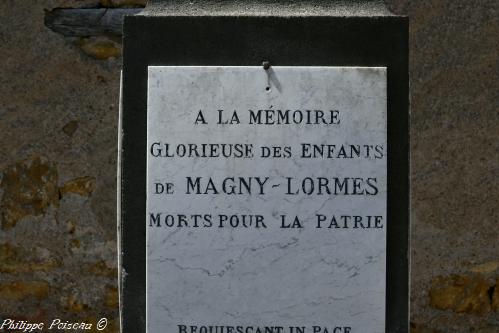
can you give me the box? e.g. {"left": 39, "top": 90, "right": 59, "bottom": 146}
{"left": 0, "top": 242, "right": 60, "bottom": 273}
{"left": 64, "top": 294, "right": 89, "bottom": 313}
{"left": 1, "top": 157, "right": 59, "bottom": 229}
{"left": 84, "top": 260, "right": 117, "bottom": 278}
{"left": 429, "top": 275, "right": 491, "bottom": 315}
{"left": 104, "top": 286, "right": 118, "bottom": 309}
{"left": 78, "top": 37, "right": 121, "bottom": 60}
{"left": 492, "top": 279, "right": 499, "bottom": 312}
{"left": 0, "top": 281, "right": 49, "bottom": 301}
{"left": 60, "top": 176, "right": 96, "bottom": 197}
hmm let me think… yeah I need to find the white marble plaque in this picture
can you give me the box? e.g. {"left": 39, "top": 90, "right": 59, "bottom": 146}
{"left": 147, "top": 66, "right": 387, "bottom": 333}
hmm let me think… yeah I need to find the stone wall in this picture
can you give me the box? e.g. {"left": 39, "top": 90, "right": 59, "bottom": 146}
{"left": 0, "top": 1, "right": 124, "bottom": 331}
{"left": 0, "top": 0, "right": 497, "bottom": 332}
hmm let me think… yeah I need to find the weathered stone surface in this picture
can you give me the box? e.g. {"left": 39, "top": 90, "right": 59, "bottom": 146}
{"left": 1, "top": 157, "right": 59, "bottom": 229}
{"left": 429, "top": 275, "right": 492, "bottom": 315}
{"left": 0, "top": 281, "right": 49, "bottom": 301}
{"left": 469, "top": 261, "right": 499, "bottom": 274}
{"left": 0, "top": 0, "right": 497, "bottom": 332}
{"left": 0, "top": 0, "right": 120, "bottom": 326}
{"left": 473, "top": 327, "right": 499, "bottom": 333}
{"left": 84, "top": 260, "right": 117, "bottom": 278}
{"left": 60, "top": 176, "right": 95, "bottom": 197}
{"left": 492, "top": 279, "right": 499, "bottom": 312}
{"left": 410, "top": 323, "right": 442, "bottom": 333}
{"left": 100, "top": 0, "right": 146, "bottom": 7}
{"left": 0, "top": 243, "right": 16, "bottom": 261}
{"left": 62, "top": 120, "right": 79, "bottom": 137}
{"left": 78, "top": 37, "right": 121, "bottom": 60}
{"left": 0, "top": 242, "right": 60, "bottom": 273}
{"left": 0, "top": 259, "right": 60, "bottom": 274}
{"left": 44, "top": 8, "right": 143, "bottom": 38}
{"left": 383, "top": 0, "right": 499, "bottom": 331}
{"left": 104, "top": 286, "right": 119, "bottom": 309}
{"left": 64, "top": 294, "right": 89, "bottom": 313}
{"left": 69, "top": 238, "right": 81, "bottom": 249}
{"left": 106, "top": 318, "right": 120, "bottom": 333}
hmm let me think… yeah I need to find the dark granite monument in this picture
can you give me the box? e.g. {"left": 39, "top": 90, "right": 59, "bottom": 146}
{"left": 120, "top": 1, "right": 409, "bottom": 332}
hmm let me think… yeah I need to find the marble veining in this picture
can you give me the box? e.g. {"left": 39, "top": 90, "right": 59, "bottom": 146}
{"left": 147, "top": 66, "right": 387, "bottom": 333}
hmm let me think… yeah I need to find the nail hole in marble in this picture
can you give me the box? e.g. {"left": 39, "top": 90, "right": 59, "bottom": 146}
{"left": 265, "top": 86, "right": 271, "bottom": 92}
